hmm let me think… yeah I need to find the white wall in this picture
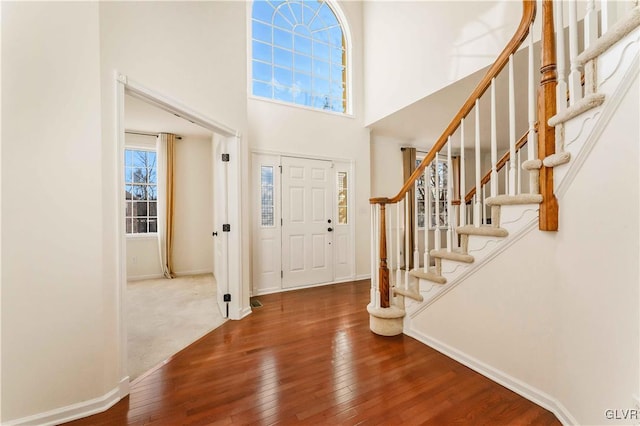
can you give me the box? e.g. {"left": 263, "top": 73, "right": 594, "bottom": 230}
{"left": 173, "top": 136, "right": 213, "bottom": 275}
{"left": 247, "top": 0, "right": 371, "bottom": 279}
{"left": 553, "top": 72, "right": 639, "bottom": 425}
{"left": 363, "top": 0, "right": 522, "bottom": 125}
{"left": 1, "top": 2, "right": 106, "bottom": 422}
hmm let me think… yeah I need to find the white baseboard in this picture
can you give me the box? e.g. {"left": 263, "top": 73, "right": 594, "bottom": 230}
{"left": 251, "top": 275, "right": 366, "bottom": 297}
{"left": 355, "top": 273, "right": 371, "bottom": 281}
{"left": 404, "top": 328, "right": 578, "bottom": 426}
{"left": 5, "top": 377, "right": 129, "bottom": 426}
{"left": 173, "top": 269, "right": 213, "bottom": 277}
{"left": 126, "top": 273, "right": 163, "bottom": 281}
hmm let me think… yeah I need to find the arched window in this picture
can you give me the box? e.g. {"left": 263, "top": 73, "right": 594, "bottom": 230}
{"left": 251, "top": 0, "right": 348, "bottom": 113}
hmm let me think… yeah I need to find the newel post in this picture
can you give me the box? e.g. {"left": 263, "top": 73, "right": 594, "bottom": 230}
{"left": 378, "top": 202, "right": 390, "bottom": 308}
{"left": 538, "top": 0, "right": 559, "bottom": 231}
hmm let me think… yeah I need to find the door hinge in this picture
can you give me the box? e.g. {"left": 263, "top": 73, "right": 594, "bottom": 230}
{"left": 223, "top": 293, "right": 231, "bottom": 302}
{"left": 279, "top": 165, "right": 282, "bottom": 173}
{"left": 281, "top": 218, "right": 283, "bottom": 226}
{"left": 281, "top": 270, "right": 283, "bottom": 278}
{"left": 223, "top": 224, "right": 231, "bottom": 232}
{"left": 221, "top": 153, "right": 230, "bottom": 162}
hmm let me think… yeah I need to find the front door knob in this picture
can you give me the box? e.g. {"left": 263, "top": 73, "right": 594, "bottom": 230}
{"left": 328, "top": 227, "right": 333, "bottom": 232}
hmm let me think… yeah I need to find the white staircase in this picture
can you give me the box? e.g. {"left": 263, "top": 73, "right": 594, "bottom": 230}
{"left": 368, "top": 1, "right": 640, "bottom": 337}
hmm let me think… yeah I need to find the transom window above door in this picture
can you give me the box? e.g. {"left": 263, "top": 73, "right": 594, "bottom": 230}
{"left": 251, "top": 0, "right": 348, "bottom": 114}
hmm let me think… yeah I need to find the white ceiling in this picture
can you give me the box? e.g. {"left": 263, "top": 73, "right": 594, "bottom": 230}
{"left": 124, "top": 94, "right": 213, "bottom": 139}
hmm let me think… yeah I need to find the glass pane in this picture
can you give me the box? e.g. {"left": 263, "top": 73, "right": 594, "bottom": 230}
{"left": 125, "top": 149, "right": 133, "bottom": 167}
{"left": 275, "top": 5, "right": 295, "bottom": 26}
{"left": 126, "top": 202, "right": 132, "bottom": 217}
{"left": 253, "top": 40, "right": 272, "bottom": 62}
{"left": 313, "top": 59, "right": 330, "bottom": 79}
{"left": 331, "top": 98, "right": 344, "bottom": 112}
{"left": 148, "top": 167, "right": 157, "bottom": 184}
{"left": 126, "top": 218, "right": 132, "bottom": 234}
{"left": 147, "top": 185, "right": 157, "bottom": 201}
{"left": 253, "top": 1, "right": 276, "bottom": 23}
{"left": 148, "top": 201, "right": 157, "bottom": 216}
{"left": 132, "top": 167, "right": 145, "bottom": 183}
{"left": 331, "top": 64, "right": 344, "bottom": 81}
{"left": 274, "top": 66, "right": 293, "bottom": 87}
{"left": 337, "top": 172, "right": 347, "bottom": 206}
{"left": 328, "top": 26, "right": 343, "bottom": 46}
{"left": 313, "top": 77, "right": 329, "bottom": 97}
{"left": 294, "top": 54, "right": 311, "bottom": 73}
{"left": 294, "top": 72, "right": 311, "bottom": 93}
{"left": 294, "top": 90, "right": 312, "bottom": 106}
{"left": 132, "top": 151, "right": 146, "bottom": 167}
{"left": 134, "top": 218, "right": 148, "bottom": 234}
{"left": 124, "top": 167, "right": 133, "bottom": 183}
{"left": 338, "top": 206, "right": 347, "bottom": 225}
{"left": 313, "top": 40, "right": 329, "bottom": 59}
{"left": 148, "top": 218, "right": 158, "bottom": 233}
{"left": 273, "top": 12, "right": 292, "bottom": 29}
{"left": 330, "top": 81, "right": 343, "bottom": 99}
{"left": 252, "top": 20, "right": 272, "bottom": 43}
{"left": 253, "top": 80, "right": 273, "bottom": 98}
{"left": 133, "top": 201, "right": 148, "bottom": 217}
{"left": 125, "top": 185, "right": 134, "bottom": 200}
{"left": 331, "top": 47, "right": 344, "bottom": 64}
{"left": 274, "top": 85, "right": 294, "bottom": 102}
{"left": 253, "top": 60, "right": 272, "bottom": 82}
{"left": 274, "top": 28, "right": 293, "bottom": 50}
{"left": 274, "top": 47, "right": 293, "bottom": 69}
{"left": 261, "top": 166, "right": 274, "bottom": 227}
{"left": 294, "top": 35, "right": 312, "bottom": 55}
{"left": 289, "top": 2, "right": 302, "bottom": 23}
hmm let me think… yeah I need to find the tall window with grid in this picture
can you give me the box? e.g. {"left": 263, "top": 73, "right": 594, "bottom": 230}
{"left": 416, "top": 158, "right": 449, "bottom": 229}
{"left": 125, "top": 149, "right": 158, "bottom": 234}
{"left": 251, "top": 0, "right": 347, "bottom": 113}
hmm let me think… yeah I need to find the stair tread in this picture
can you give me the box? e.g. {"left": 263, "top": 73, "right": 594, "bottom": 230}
{"left": 548, "top": 93, "right": 605, "bottom": 126}
{"left": 393, "top": 287, "right": 425, "bottom": 302}
{"left": 409, "top": 268, "right": 447, "bottom": 285}
{"left": 485, "top": 194, "right": 543, "bottom": 206}
{"left": 456, "top": 224, "right": 509, "bottom": 238}
{"left": 430, "top": 248, "right": 474, "bottom": 263}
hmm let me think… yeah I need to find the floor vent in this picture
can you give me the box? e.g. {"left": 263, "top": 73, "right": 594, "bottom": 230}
{"left": 250, "top": 299, "right": 263, "bottom": 308}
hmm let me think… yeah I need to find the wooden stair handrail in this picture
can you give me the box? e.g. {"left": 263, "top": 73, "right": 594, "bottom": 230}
{"left": 369, "top": 0, "right": 536, "bottom": 206}
{"left": 463, "top": 128, "right": 533, "bottom": 204}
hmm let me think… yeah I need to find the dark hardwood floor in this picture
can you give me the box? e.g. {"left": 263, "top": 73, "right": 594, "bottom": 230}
{"left": 65, "top": 280, "right": 559, "bottom": 425}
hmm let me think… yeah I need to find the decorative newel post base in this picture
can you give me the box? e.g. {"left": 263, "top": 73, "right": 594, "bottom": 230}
{"left": 367, "top": 304, "right": 406, "bottom": 336}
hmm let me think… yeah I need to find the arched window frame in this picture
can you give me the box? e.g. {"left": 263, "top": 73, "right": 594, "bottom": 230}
{"left": 248, "top": 0, "right": 353, "bottom": 115}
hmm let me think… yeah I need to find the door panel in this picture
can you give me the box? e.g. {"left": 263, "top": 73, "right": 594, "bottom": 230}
{"left": 282, "top": 156, "right": 333, "bottom": 288}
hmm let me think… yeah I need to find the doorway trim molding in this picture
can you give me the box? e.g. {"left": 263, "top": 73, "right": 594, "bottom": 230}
{"left": 114, "top": 71, "right": 246, "bottom": 392}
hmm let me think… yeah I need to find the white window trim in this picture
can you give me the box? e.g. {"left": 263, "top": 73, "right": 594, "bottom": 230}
{"left": 246, "top": 0, "right": 354, "bottom": 116}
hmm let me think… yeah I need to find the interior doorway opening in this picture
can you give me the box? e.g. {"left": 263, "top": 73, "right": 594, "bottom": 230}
{"left": 115, "top": 74, "right": 245, "bottom": 384}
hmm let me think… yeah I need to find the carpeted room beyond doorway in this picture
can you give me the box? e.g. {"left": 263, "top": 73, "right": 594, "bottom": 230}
{"left": 127, "top": 273, "right": 226, "bottom": 380}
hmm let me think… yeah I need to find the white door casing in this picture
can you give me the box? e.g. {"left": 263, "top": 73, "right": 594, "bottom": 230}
{"left": 213, "top": 134, "right": 229, "bottom": 317}
{"left": 281, "top": 156, "right": 333, "bottom": 288}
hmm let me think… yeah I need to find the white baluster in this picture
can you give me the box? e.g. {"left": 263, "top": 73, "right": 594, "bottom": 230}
{"left": 404, "top": 196, "right": 409, "bottom": 288}
{"left": 508, "top": 54, "right": 516, "bottom": 196}
{"left": 423, "top": 165, "right": 430, "bottom": 273}
{"left": 395, "top": 200, "right": 401, "bottom": 287}
{"left": 482, "top": 185, "right": 487, "bottom": 225}
{"left": 474, "top": 99, "right": 482, "bottom": 226}
{"left": 505, "top": 160, "right": 510, "bottom": 195}
{"left": 413, "top": 189, "right": 420, "bottom": 273}
{"left": 517, "top": 149, "right": 522, "bottom": 194}
{"left": 555, "top": 3, "right": 568, "bottom": 113}
{"left": 447, "top": 136, "right": 453, "bottom": 252}
{"left": 584, "top": 0, "right": 598, "bottom": 49}
{"left": 568, "top": 0, "right": 583, "bottom": 105}
{"left": 491, "top": 78, "right": 498, "bottom": 198}
{"left": 601, "top": 0, "right": 617, "bottom": 34}
{"left": 459, "top": 118, "right": 466, "bottom": 227}
{"left": 435, "top": 155, "right": 441, "bottom": 250}
{"left": 371, "top": 205, "right": 379, "bottom": 307}
{"left": 528, "top": 26, "right": 539, "bottom": 194}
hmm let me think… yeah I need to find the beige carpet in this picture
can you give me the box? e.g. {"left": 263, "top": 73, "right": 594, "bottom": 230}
{"left": 127, "top": 273, "right": 226, "bottom": 380}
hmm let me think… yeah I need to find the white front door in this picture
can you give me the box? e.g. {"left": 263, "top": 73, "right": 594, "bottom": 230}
{"left": 281, "top": 156, "right": 333, "bottom": 288}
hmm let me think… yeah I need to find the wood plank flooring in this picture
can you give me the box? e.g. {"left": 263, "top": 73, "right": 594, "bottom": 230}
{"left": 65, "top": 280, "right": 560, "bottom": 425}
